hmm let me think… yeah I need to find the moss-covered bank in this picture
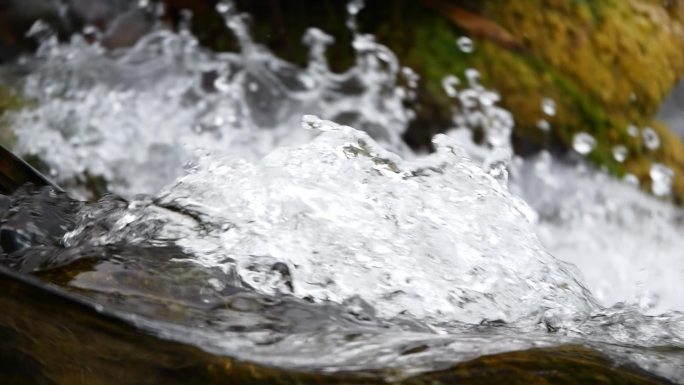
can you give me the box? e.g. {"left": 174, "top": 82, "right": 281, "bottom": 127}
{"left": 182, "top": 0, "right": 684, "bottom": 202}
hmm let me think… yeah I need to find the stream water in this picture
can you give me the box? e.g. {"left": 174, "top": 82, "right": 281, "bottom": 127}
{"left": 1, "top": 0, "right": 683, "bottom": 382}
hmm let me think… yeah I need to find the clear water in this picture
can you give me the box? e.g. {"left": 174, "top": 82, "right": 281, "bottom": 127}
{"left": 2, "top": 0, "right": 684, "bottom": 382}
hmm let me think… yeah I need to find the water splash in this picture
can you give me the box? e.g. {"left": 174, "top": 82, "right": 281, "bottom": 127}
{"left": 8, "top": 1, "right": 413, "bottom": 198}
{"left": 2, "top": 1, "right": 684, "bottom": 382}
{"left": 65, "top": 116, "right": 591, "bottom": 325}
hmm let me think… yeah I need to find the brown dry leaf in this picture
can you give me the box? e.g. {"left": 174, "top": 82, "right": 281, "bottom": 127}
{"left": 421, "top": 0, "right": 524, "bottom": 50}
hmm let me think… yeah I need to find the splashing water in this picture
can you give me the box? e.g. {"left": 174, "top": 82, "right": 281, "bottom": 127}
{"left": 8, "top": 1, "right": 413, "bottom": 198}
{"left": 2, "top": 0, "right": 684, "bottom": 382}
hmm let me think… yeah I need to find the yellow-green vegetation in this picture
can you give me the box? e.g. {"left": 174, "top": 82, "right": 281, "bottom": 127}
{"left": 0, "top": 85, "right": 23, "bottom": 148}
{"left": 386, "top": 0, "right": 684, "bottom": 202}
{"left": 481, "top": 0, "right": 684, "bottom": 201}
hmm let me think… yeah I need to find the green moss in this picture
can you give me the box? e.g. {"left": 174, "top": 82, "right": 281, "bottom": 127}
{"left": 369, "top": 0, "right": 682, "bottom": 200}
{"left": 0, "top": 86, "right": 24, "bottom": 148}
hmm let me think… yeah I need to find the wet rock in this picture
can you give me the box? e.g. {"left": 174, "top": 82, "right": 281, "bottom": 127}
{"left": 0, "top": 268, "right": 674, "bottom": 384}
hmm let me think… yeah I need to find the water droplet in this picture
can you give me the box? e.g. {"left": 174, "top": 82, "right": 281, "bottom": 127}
{"left": 572, "top": 132, "right": 596, "bottom": 155}
{"left": 82, "top": 25, "right": 98, "bottom": 36}
{"left": 650, "top": 163, "right": 674, "bottom": 197}
{"left": 154, "top": 2, "right": 165, "bottom": 17}
{"left": 627, "top": 124, "right": 639, "bottom": 137}
{"left": 25, "top": 20, "right": 53, "bottom": 40}
{"left": 347, "top": 0, "right": 365, "bottom": 16}
{"left": 478, "top": 91, "right": 500, "bottom": 107}
{"left": 248, "top": 82, "right": 259, "bottom": 92}
{"left": 612, "top": 145, "right": 628, "bottom": 163}
{"left": 464, "top": 68, "right": 480, "bottom": 87}
{"left": 298, "top": 73, "right": 316, "bottom": 89}
{"left": 442, "top": 75, "right": 460, "bottom": 98}
{"left": 537, "top": 119, "right": 550, "bottom": 132}
{"left": 541, "top": 98, "right": 556, "bottom": 116}
{"left": 456, "top": 36, "right": 474, "bottom": 53}
{"left": 216, "top": 1, "right": 232, "bottom": 14}
{"left": 623, "top": 173, "right": 639, "bottom": 186}
{"left": 137, "top": 0, "right": 150, "bottom": 8}
{"left": 401, "top": 67, "right": 419, "bottom": 89}
{"left": 642, "top": 127, "right": 660, "bottom": 150}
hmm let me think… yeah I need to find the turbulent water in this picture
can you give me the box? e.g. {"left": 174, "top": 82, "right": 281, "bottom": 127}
{"left": 2, "top": 0, "right": 684, "bottom": 382}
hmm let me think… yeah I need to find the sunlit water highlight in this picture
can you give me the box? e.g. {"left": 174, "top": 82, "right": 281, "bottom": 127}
{"left": 2, "top": 0, "right": 684, "bottom": 381}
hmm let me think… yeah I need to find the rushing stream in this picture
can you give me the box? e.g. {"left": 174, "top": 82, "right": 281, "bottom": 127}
{"left": 1, "top": 0, "right": 683, "bottom": 382}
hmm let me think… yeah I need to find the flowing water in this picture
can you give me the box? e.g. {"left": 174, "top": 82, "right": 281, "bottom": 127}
{"left": 1, "top": 0, "right": 684, "bottom": 382}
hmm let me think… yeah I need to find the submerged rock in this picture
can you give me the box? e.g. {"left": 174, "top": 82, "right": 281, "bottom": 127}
{"left": 0, "top": 267, "right": 674, "bottom": 384}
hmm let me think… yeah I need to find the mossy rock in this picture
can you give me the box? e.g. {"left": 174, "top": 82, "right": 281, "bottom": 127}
{"left": 475, "top": 0, "right": 684, "bottom": 201}
{"left": 369, "top": 0, "right": 684, "bottom": 202}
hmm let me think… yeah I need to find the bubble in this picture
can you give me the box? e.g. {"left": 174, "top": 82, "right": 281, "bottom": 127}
{"left": 541, "top": 98, "right": 556, "bottom": 116}
{"left": 650, "top": 163, "right": 674, "bottom": 197}
{"left": 572, "top": 132, "right": 596, "bottom": 155}
{"left": 612, "top": 145, "right": 628, "bottom": 163}
{"left": 456, "top": 36, "right": 474, "bottom": 53}
{"left": 642, "top": 127, "right": 660, "bottom": 150}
